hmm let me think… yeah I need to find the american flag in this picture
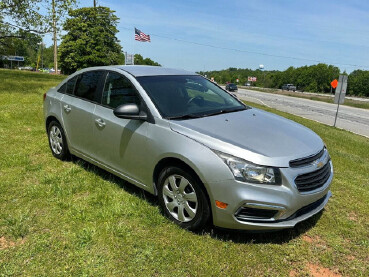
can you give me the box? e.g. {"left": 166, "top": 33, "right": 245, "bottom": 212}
{"left": 135, "top": 28, "right": 151, "bottom": 42}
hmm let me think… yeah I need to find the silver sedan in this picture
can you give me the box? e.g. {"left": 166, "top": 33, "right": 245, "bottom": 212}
{"left": 44, "top": 65, "right": 333, "bottom": 231}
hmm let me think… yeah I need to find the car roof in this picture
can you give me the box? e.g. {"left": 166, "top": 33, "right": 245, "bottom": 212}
{"left": 113, "top": 65, "right": 197, "bottom": 77}
{"left": 69, "top": 65, "right": 198, "bottom": 78}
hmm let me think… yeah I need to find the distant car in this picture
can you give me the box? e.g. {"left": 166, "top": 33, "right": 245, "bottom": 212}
{"left": 226, "top": 83, "right": 238, "bottom": 91}
{"left": 282, "top": 84, "right": 296, "bottom": 92}
{"left": 18, "top": 66, "right": 33, "bottom": 71}
{"left": 39, "top": 68, "right": 50, "bottom": 73}
{"left": 245, "top": 82, "right": 251, "bottom": 87}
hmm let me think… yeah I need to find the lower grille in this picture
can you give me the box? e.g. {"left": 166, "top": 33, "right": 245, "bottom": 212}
{"left": 295, "top": 162, "right": 331, "bottom": 192}
{"left": 234, "top": 193, "right": 329, "bottom": 224}
{"left": 286, "top": 194, "right": 327, "bottom": 220}
{"left": 235, "top": 207, "right": 278, "bottom": 222}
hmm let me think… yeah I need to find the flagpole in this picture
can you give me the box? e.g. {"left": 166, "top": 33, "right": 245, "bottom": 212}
{"left": 133, "top": 27, "right": 135, "bottom": 65}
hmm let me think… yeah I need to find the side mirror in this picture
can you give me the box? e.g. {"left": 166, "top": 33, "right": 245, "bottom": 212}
{"left": 113, "top": 103, "right": 147, "bottom": 120}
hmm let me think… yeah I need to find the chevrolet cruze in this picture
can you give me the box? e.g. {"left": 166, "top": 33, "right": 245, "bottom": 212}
{"left": 44, "top": 65, "right": 333, "bottom": 231}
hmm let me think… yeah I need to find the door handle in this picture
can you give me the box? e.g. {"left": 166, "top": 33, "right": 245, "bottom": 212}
{"left": 95, "top": 118, "right": 106, "bottom": 127}
{"left": 63, "top": 104, "right": 71, "bottom": 113}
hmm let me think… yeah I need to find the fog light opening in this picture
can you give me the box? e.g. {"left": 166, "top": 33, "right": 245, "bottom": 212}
{"left": 215, "top": 200, "right": 228, "bottom": 209}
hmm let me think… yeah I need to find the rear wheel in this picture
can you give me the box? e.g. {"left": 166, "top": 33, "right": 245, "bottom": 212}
{"left": 158, "top": 166, "right": 210, "bottom": 230}
{"left": 47, "top": 120, "right": 70, "bottom": 160}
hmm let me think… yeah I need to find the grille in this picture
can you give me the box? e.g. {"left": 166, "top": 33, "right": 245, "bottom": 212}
{"left": 289, "top": 148, "right": 325, "bottom": 168}
{"left": 295, "top": 162, "right": 331, "bottom": 192}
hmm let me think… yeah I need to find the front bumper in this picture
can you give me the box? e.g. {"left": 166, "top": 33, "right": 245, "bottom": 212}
{"left": 207, "top": 161, "right": 333, "bottom": 231}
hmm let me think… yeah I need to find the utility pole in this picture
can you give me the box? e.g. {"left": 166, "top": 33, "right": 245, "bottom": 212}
{"left": 94, "top": 0, "right": 96, "bottom": 8}
{"left": 52, "top": 0, "right": 58, "bottom": 74}
{"left": 41, "top": 41, "right": 44, "bottom": 69}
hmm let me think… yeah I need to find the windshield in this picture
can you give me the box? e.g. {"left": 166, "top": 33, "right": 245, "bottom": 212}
{"left": 137, "top": 75, "right": 247, "bottom": 119}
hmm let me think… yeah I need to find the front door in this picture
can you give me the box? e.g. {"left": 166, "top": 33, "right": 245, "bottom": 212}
{"left": 91, "top": 71, "right": 149, "bottom": 184}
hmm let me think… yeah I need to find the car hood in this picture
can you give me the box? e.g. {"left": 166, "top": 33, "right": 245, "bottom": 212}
{"left": 169, "top": 108, "right": 324, "bottom": 167}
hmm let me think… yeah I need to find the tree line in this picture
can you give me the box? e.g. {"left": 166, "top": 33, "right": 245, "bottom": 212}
{"left": 1, "top": 1, "right": 161, "bottom": 73}
{"left": 199, "top": 64, "right": 369, "bottom": 97}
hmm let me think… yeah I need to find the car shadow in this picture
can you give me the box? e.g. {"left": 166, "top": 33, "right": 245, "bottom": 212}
{"left": 71, "top": 156, "right": 158, "bottom": 206}
{"left": 71, "top": 156, "right": 323, "bottom": 245}
{"left": 201, "top": 212, "right": 323, "bottom": 244}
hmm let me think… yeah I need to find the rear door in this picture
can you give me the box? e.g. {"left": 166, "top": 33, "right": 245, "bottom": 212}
{"left": 92, "top": 71, "right": 149, "bottom": 183}
{"left": 61, "top": 70, "right": 104, "bottom": 157}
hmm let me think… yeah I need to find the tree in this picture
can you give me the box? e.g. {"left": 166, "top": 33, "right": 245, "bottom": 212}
{"left": 134, "top": 54, "right": 160, "bottom": 66}
{"left": 48, "top": 0, "right": 76, "bottom": 72}
{"left": 59, "top": 7, "right": 124, "bottom": 74}
{"left": 0, "top": 1, "right": 75, "bottom": 37}
{"left": 347, "top": 70, "right": 369, "bottom": 97}
{"left": 1, "top": 0, "right": 76, "bottom": 72}
{"left": 42, "top": 45, "right": 56, "bottom": 68}
{"left": 0, "top": 0, "right": 45, "bottom": 39}
{"left": 0, "top": 30, "right": 41, "bottom": 68}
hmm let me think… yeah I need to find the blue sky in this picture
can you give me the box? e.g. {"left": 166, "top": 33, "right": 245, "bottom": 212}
{"left": 44, "top": 0, "right": 369, "bottom": 72}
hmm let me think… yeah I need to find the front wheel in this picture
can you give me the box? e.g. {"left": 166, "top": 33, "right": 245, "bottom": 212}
{"left": 158, "top": 166, "right": 211, "bottom": 231}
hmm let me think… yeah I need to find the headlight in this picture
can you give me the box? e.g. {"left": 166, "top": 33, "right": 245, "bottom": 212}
{"left": 214, "top": 151, "right": 281, "bottom": 185}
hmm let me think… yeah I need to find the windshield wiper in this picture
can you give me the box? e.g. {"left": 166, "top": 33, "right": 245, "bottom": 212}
{"left": 203, "top": 107, "right": 247, "bottom": 117}
{"left": 166, "top": 107, "right": 247, "bottom": 120}
{"left": 165, "top": 113, "right": 202, "bottom": 120}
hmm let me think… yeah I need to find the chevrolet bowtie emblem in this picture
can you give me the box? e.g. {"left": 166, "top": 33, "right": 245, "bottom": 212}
{"left": 317, "top": 161, "right": 324, "bottom": 169}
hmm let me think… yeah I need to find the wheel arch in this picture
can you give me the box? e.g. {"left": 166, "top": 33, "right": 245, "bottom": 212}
{"left": 45, "top": 115, "right": 70, "bottom": 149}
{"left": 45, "top": 115, "right": 60, "bottom": 132}
{"left": 153, "top": 157, "right": 213, "bottom": 215}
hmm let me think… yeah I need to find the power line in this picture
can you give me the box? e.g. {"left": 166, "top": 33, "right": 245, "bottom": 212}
{"left": 118, "top": 25, "right": 369, "bottom": 69}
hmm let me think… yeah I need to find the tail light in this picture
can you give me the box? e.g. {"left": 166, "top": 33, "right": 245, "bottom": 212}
{"left": 43, "top": 93, "right": 47, "bottom": 101}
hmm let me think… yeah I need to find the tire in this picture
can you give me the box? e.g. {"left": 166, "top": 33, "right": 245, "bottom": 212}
{"left": 158, "top": 166, "right": 211, "bottom": 231}
{"left": 47, "top": 120, "right": 70, "bottom": 160}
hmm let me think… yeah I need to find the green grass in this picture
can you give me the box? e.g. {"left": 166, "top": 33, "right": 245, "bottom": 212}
{"left": 1, "top": 68, "right": 368, "bottom": 276}
{"left": 242, "top": 86, "right": 369, "bottom": 110}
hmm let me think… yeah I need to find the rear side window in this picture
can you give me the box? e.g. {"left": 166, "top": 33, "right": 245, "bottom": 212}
{"left": 66, "top": 76, "right": 77, "bottom": 95}
{"left": 57, "top": 83, "right": 66, "bottom": 93}
{"left": 102, "top": 72, "right": 140, "bottom": 108}
{"left": 74, "top": 71, "right": 104, "bottom": 102}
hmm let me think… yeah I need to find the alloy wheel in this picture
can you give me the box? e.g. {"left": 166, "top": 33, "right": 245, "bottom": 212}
{"left": 162, "top": 174, "right": 198, "bottom": 222}
{"left": 49, "top": 125, "right": 63, "bottom": 155}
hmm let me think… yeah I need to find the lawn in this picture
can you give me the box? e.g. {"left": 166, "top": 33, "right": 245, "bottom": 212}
{"left": 0, "top": 69, "right": 368, "bottom": 276}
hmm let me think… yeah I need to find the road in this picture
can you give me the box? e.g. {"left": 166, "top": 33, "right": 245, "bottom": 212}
{"left": 233, "top": 88, "right": 369, "bottom": 138}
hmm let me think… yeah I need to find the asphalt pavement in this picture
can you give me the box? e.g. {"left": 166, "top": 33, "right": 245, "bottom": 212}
{"left": 233, "top": 88, "right": 369, "bottom": 138}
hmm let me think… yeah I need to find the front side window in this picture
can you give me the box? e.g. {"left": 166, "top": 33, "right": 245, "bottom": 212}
{"left": 137, "top": 75, "right": 247, "bottom": 119}
{"left": 102, "top": 72, "right": 140, "bottom": 108}
{"left": 74, "top": 71, "right": 104, "bottom": 102}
